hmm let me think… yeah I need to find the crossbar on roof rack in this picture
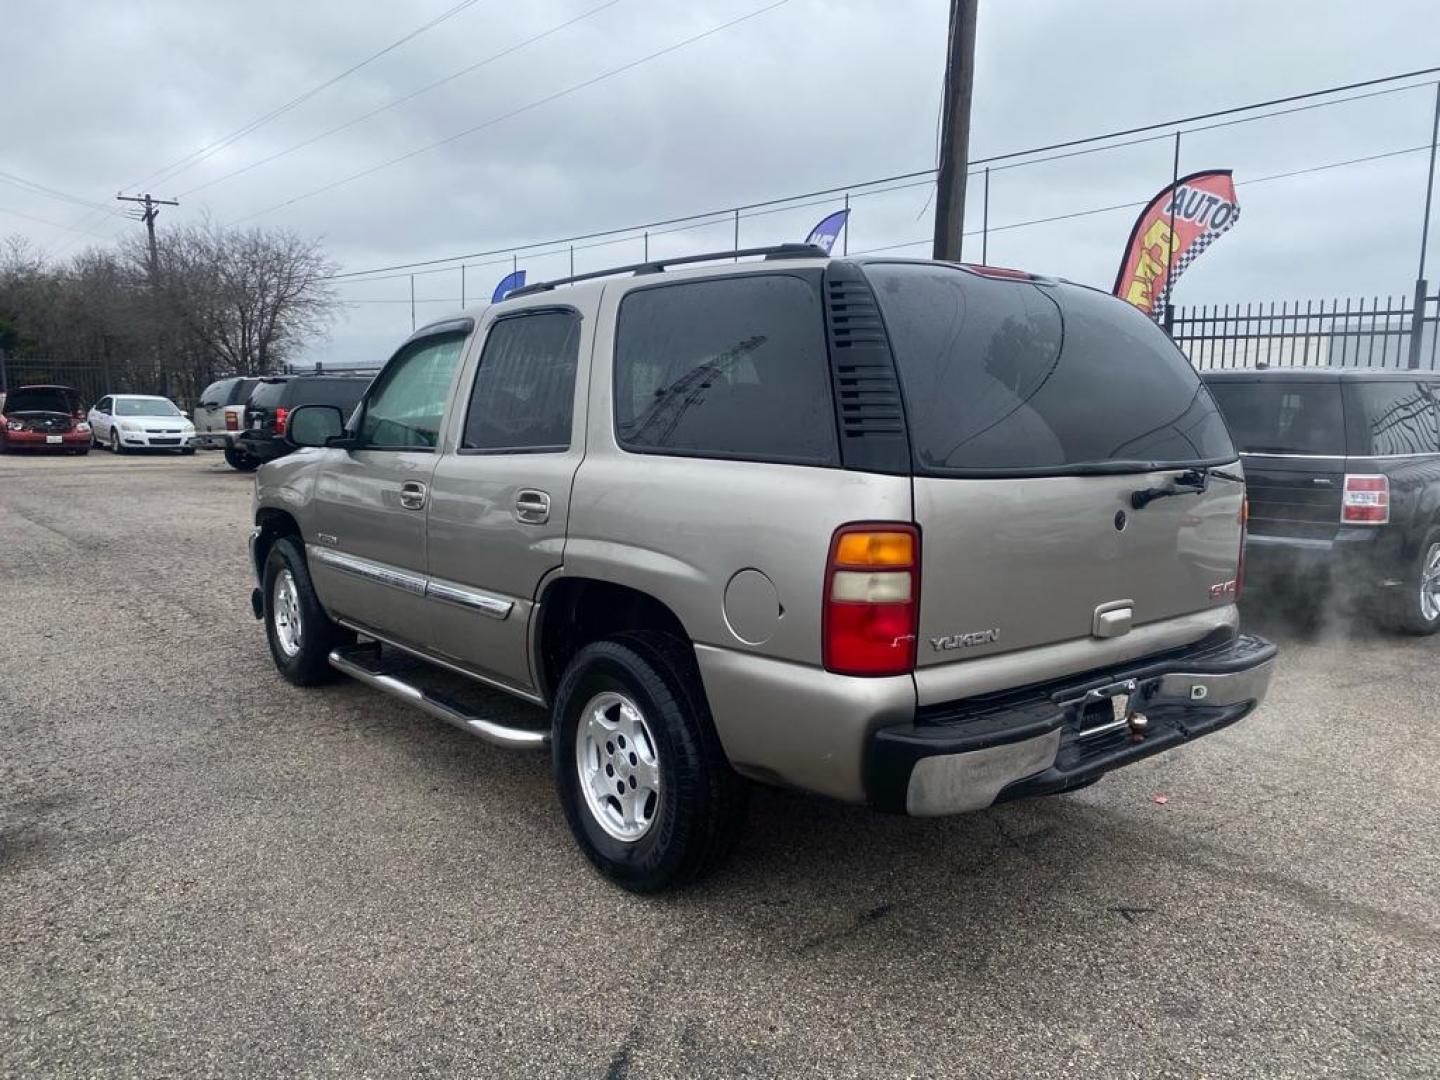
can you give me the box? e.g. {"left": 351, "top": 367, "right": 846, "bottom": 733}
{"left": 507, "top": 243, "right": 829, "bottom": 298}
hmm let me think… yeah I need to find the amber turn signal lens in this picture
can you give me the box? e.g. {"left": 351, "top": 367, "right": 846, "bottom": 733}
{"left": 833, "top": 530, "right": 915, "bottom": 568}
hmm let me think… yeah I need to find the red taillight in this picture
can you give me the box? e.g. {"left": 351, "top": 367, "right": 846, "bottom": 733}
{"left": 274, "top": 406, "right": 289, "bottom": 435}
{"left": 1342, "top": 474, "right": 1389, "bottom": 524}
{"left": 1236, "top": 496, "right": 1248, "bottom": 601}
{"left": 225, "top": 409, "right": 239, "bottom": 431}
{"left": 823, "top": 523, "right": 920, "bottom": 677}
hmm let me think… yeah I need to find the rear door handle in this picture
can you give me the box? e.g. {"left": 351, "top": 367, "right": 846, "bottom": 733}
{"left": 514, "top": 489, "right": 550, "bottom": 524}
{"left": 399, "top": 481, "right": 427, "bottom": 511}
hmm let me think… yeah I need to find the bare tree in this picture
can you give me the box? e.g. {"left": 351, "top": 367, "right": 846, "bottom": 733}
{"left": 154, "top": 220, "right": 339, "bottom": 380}
{"left": 0, "top": 222, "right": 339, "bottom": 403}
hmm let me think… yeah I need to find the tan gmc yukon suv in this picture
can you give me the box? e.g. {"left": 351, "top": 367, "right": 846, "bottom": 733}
{"left": 247, "top": 245, "right": 1277, "bottom": 891}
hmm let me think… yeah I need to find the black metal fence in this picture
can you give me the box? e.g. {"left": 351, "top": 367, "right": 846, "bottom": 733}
{"left": 1172, "top": 288, "right": 1440, "bottom": 370}
{"left": 0, "top": 354, "right": 202, "bottom": 409}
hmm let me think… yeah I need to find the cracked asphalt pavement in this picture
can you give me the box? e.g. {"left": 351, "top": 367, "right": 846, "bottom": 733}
{"left": 2, "top": 452, "right": 1438, "bottom": 1078}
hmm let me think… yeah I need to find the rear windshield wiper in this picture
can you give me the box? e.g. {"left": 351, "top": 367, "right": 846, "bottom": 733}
{"left": 1131, "top": 465, "right": 1243, "bottom": 509}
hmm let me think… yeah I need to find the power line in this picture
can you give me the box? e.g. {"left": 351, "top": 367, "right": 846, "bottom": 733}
{"left": 178, "top": 0, "right": 625, "bottom": 199}
{"left": 0, "top": 204, "right": 112, "bottom": 238}
{"left": 333, "top": 139, "right": 1437, "bottom": 297}
{"left": 42, "top": 0, "right": 493, "bottom": 255}
{"left": 0, "top": 170, "right": 123, "bottom": 217}
{"left": 126, "top": 0, "right": 491, "bottom": 193}
{"left": 233, "top": 0, "right": 794, "bottom": 223}
{"left": 848, "top": 142, "right": 1435, "bottom": 257}
{"left": 322, "top": 67, "right": 1440, "bottom": 283}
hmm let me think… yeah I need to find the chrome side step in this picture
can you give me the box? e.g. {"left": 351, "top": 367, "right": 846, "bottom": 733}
{"left": 328, "top": 645, "right": 549, "bottom": 751}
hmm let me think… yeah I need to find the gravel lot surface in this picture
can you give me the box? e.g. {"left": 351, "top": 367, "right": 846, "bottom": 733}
{"left": 2, "top": 451, "right": 1437, "bottom": 1079}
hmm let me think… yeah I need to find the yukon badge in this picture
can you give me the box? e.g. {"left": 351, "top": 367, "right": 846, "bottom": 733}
{"left": 931, "top": 628, "right": 1000, "bottom": 652}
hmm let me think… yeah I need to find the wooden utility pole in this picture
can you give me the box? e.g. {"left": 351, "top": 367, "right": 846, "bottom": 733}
{"left": 932, "top": 0, "right": 978, "bottom": 262}
{"left": 117, "top": 192, "right": 179, "bottom": 394}
{"left": 116, "top": 193, "right": 180, "bottom": 279}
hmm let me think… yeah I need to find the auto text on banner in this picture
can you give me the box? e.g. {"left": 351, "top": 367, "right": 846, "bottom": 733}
{"left": 1113, "top": 170, "right": 1240, "bottom": 316}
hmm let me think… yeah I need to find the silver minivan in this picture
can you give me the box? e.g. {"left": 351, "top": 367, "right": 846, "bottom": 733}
{"left": 248, "top": 246, "right": 1276, "bottom": 891}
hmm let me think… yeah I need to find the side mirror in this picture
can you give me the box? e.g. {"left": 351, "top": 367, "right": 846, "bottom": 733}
{"left": 286, "top": 404, "right": 346, "bottom": 448}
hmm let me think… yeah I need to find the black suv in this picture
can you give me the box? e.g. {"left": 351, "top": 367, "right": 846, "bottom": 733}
{"left": 231, "top": 375, "right": 372, "bottom": 470}
{"left": 1203, "top": 368, "right": 1440, "bottom": 633}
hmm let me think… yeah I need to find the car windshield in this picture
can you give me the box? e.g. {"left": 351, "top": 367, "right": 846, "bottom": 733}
{"left": 115, "top": 397, "right": 183, "bottom": 417}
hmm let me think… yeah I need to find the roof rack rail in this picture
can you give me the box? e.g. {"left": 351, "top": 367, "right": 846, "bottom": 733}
{"left": 508, "top": 243, "right": 828, "bottom": 298}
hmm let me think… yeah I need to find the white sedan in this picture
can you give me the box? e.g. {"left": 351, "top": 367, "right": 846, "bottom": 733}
{"left": 88, "top": 394, "right": 197, "bottom": 454}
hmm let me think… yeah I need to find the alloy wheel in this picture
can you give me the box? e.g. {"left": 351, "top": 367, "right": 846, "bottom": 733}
{"left": 575, "top": 691, "right": 661, "bottom": 842}
{"left": 272, "top": 568, "right": 303, "bottom": 658}
{"left": 1421, "top": 542, "right": 1440, "bottom": 623}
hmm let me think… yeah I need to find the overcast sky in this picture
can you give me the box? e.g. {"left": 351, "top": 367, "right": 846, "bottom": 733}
{"left": 4, "top": 0, "right": 1440, "bottom": 365}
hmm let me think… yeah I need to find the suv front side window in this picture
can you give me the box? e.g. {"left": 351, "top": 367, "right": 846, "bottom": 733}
{"left": 357, "top": 331, "right": 467, "bottom": 450}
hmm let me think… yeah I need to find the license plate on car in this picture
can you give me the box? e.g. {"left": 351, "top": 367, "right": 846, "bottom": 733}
{"left": 46, "top": 435, "right": 62, "bottom": 444}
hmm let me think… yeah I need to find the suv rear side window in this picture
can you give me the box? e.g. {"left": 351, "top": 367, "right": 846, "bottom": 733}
{"left": 866, "top": 265, "right": 1234, "bottom": 474}
{"left": 1349, "top": 380, "right": 1440, "bottom": 456}
{"left": 613, "top": 274, "right": 838, "bottom": 465}
{"left": 1205, "top": 381, "right": 1346, "bottom": 455}
{"left": 463, "top": 310, "right": 580, "bottom": 452}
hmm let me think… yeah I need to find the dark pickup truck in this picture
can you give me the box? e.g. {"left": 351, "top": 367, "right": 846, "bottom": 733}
{"left": 1202, "top": 368, "right": 1440, "bottom": 633}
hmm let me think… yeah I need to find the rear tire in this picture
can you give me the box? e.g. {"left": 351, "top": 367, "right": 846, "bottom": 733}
{"left": 262, "top": 536, "right": 349, "bottom": 685}
{"left": 1381, "top": 527, "right": 1440, "bottom": 636}
{"left": 224, "top": 446, "right": 260, "bottom": 472}
{"left": 552, "top": 632, "right": 749, "bottom": 892}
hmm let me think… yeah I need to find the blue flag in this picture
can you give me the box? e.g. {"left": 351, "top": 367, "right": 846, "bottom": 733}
{"left": 804, "top": 209, "right": 849, "bottom": 254}
{"left": 492, "top": 270, "right": 526, "bottom": 302}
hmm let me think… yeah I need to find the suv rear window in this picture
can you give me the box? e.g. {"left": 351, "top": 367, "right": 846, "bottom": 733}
{"left": 613, "top": 273, "right": 838, "bottom": 465}
{"left": 1205, "top": 381, "right": 1346, "bottom": 456}
{"left": 865, "top": 265, "right": 1234, "bottom": 474}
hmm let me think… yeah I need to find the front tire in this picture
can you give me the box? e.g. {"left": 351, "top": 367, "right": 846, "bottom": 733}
{"left": 1382, "top": 528, "right": 1440, "bottom": 636}
{"left": 552, "top": 633, "right": 749, "bottom": 892}
{"left": 262, "top": 536, "right": 349, "bottom": 685}
{"left": 109, "top": 429, "right": 125, "bottom": 454}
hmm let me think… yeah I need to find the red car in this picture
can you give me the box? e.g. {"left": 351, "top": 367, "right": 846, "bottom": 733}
{"left": 0, "top": 384, "right": 92, "bottom": 454}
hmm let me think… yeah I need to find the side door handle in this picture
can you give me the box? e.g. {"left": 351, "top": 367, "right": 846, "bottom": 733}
{"left": 399, "top": 481, "right": 427, "bottom": 511}
{"left": 514, "top": 489, "right": 550, "bottom": 524}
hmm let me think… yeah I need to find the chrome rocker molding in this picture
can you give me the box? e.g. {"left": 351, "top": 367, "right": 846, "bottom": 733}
{"left": 307, "top": 544, "right": 514, "bottom": 619}
{"left": 424, "top": 577, "right": 513, "bottom": 619}
{"left": 327, "top": 647, "right": 548, "bottom": 750}
{"left": 309, "top": 545, "right": 425, "bottom": 595}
